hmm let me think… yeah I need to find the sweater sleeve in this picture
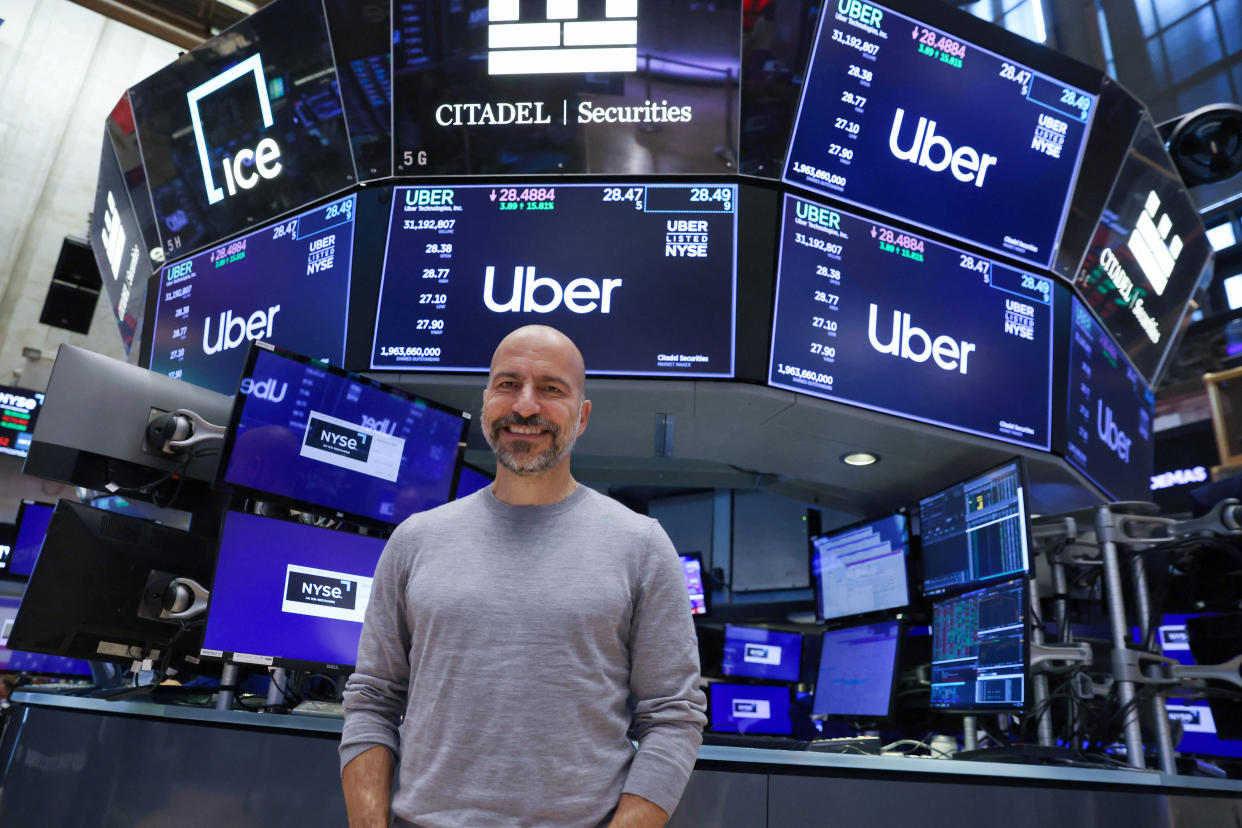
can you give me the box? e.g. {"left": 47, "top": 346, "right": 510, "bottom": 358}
{"left": 621, "top": 522, "right": 707, "bottom": 816}
{"left": 339, "top": 529, "right": 412, "bottom": 776}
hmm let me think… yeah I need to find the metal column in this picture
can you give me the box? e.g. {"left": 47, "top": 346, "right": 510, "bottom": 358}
{"left": 1095, "top": 506, "right": 1145, "bottom": 768}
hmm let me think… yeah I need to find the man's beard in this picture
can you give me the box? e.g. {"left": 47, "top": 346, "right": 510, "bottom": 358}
{"left": 483, "top": 408, "right": 581, "bottom": 475}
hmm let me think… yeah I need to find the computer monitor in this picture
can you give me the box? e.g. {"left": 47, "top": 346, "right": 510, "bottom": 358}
{"left": 811, "top": 513, "right": 910, "bottom": 622}
{"left": 721, "top": 625, "right": 802, "bottom": 683}
{"left": 0, "top": 596, "right": 92, "bottom": 677}
{"left": 919, "top": 459, "right": 1032, "bottom": 597}
{"left": 452, "top": 462, "right": 493, "bottom": 500}
{"left": 680, "top": 553, "right": 709, "bottom": 617}
{"left": 930, "top": 576, "right": 1027, "bottom": 712}
{"left": 200, "top": 510, "right": 387, "bottom": 673}
{"left": 4, "top": 501, "right": 54, "bottom": 579}
{"left": 218, "top": 342, "right": 471, "bottom": 527}
{"left": 6, "top": 501, "right": 214, "bottom": 667}
{"left": 812, "top": 620, "right": 901, "bottom": 720}
{"left": 708, "top": 683, "right": 794, "bottom": 735}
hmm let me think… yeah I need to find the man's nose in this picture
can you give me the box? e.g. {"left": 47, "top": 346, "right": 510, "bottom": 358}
{"left": 512, "top": 384, "right": 540, "bottom": 417}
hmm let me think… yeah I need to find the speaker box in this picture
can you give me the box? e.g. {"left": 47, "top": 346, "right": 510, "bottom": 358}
{"left": 40, "top": 237, "right": 101, "bottom": 335}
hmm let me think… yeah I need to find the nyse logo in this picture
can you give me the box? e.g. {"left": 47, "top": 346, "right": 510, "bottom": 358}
{"left": 101, "top": 191, "right": 126, "bottom": 280}
{"left": 186, "top": 53, "right": 284, "bottom": 205}
{"left": 742, "top": 644, "right": 782, "bottom": 666}
{"left": 1096, "top": 400, "right": 1131, "bottom": 462}
{"left": 239, "top": 376, "right": 287, "bottom": 403}
{"left": 305, "top": 416, "right": 372, "bottom": 463}
{"left": 282, "top": 563, "right": 372, "bottom": 623}
{"left": 487, "top": 0, "right": 638, "bottom": 76}
{"left": 202, "top": 304, "right": 280, "bottom": 355}
{"left": 484, "top": 265, "right": 623, "bottom": 314}
{"left": 731, "top": 699, "right": 771, "bottom": 719}
{"left": 867, "top": 304, "right": 977, "bottom": 373}
{"left": 888, "top": 109, "right": 998, "bottom": 187}
{"left": 1127, "top": 190, "right": 1182, "bottom": 296}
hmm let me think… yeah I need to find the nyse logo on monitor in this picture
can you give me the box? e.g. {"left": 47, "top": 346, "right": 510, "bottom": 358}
{"left": 487, "top": 0, "right": 638, "bottom": 76}
{"left": 282, "top": 564, "right": 372, "bottom": 623}
{"left": 299, "top": 410, "right": 406, "bottom": 483}
{"left": 731, "top": 698, "right": 771, "bottom": 719}
{"left": 305, "top": 416, "right": 373, "bottom": 463}
{"left": 743, "top": 644, "right": 782, "bottom": 666}
{"left": 186, "top": 53, "right": 284, "bottom": 205}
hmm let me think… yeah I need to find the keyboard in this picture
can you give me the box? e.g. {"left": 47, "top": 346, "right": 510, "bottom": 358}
{"left": 806, "top": 736, "right": 881, "bottom": 755}
{"left": 701, "top": 732, "right": 806, "bottom": 750}
{"left": 292, "top": 700, "right": 345, "bottom": 717}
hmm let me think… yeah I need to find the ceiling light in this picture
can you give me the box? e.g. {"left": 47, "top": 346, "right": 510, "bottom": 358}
{"left": 841, "top": 452, "right": 879, "bottom": 466}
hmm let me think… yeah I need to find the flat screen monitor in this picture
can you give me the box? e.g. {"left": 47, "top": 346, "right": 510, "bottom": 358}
{"left": 930, "top": 576, "right": 1027, "bottom": 711}
{"left": 768, "top": 194, "right": 1054, "bottom": 450}
{"left": 370, "top": 183, "right": 737, "bottom": 377}
{"left": 919, "top": 459, "right": 1032, "bottom": 597}
{"left": 452, "top": 462, "right": 493, "bottom": 500}
{"left": 7, "top": 501, "right": 55, "bottom": 579}
{"left": 6, "top": 501, "right": 214, "bottom": 666}
{"left": 708, "top": 682, "right": 794, "bottom": 735}
{"left": 811, "top": 513, "right": 909, "bottom": 622}
{"left": 0, "top": 596, "right": 92, "bottom": 677}
{"left": 0, "top": 385, "right": 44, "bottom": 458}
{"left": 721, "top": 625, "right": 802, "bottom": 683}
{"left": 219, "top": 343, "right": 470, "bottom": 527}
{"left": 1064, "top": 297, "right": 1154, "bottom": 501}
{"left": 148, "top": 194, "right": 358, "bottom": 394}
{"left": 200, "top": 510, "right": 387, "bottom": 673}
{"left": 812, "top": 620, "right": 901, "bottom": 719}
{"left": 783, "top": 0, "right": 1096, "bottom": 268}
{"left": 680, "top": 553, "right": 709, "bottom": 617}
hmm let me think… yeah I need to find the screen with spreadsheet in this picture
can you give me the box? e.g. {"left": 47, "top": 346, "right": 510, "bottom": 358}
{"left": 812, "top": 620, "right": 901, "bottom": 719}
{"left": 930, "top": 576, "right": 1026, "bottom": 711}
{"left": 811, "top": 513, "right": 909, "bottom": 621}
{"left": 919, "top": 460, "right": 1030, "bottom": 597}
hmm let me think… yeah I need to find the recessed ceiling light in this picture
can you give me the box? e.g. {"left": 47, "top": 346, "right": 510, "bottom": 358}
{"left": 841, "top": 452, "right": 879, "bottom": 466}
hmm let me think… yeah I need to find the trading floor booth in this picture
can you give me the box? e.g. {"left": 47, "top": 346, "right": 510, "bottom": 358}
{"left": 2, "top": 0, "right": 1241, "bottom": 825}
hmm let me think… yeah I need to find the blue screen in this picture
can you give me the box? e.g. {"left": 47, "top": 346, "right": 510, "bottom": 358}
{"left": 709, "top": 683, "right": 793, "bottom": 735}
{"left": 370, "top": 184, "right": 737, "bottom": 377}
{"left": 783, "top": 0, "right": 1094, "bottom": 268}
{"left": 222, "top": 346, "right": 468, "bottom": 526}
{"left": 453, "top": 465, "right": 492, "bottom": 499}
{"left": 813, "top": 620, "right": 900, "bottom": 718}
{"left": 1064, "top": 297, "right": 1155, "bottom": 501}
{"left": 202, "top": 511, "right": 386, "bottom": 670}
{"left": 812, "top": 514, "right": 909, "bottom": 621}
{"left": 0, "top": 596, "right": 91, "bottom": 676}
{"left": 769, "top": 194, "right": 1054, "bottom": 449}
{"left": 150, "top": 194, "right": 357, "bottom": 394}
{"left": 722, "top": 625, "right": 802, "bottom": 682}
{"left": 930, "top": 576, "right": 1026, "bottom": 710}
{"left": 9, "top": 503, "right": 54, "bottom": 577}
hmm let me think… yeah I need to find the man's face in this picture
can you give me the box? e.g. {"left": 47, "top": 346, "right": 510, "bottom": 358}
{"left": 482, "top": 334, "right": 590, "bottom": 476}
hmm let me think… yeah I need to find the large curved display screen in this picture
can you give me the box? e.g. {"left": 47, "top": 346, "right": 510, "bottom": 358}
{"left": 371, "top": 183, "right": 737, "bottom": 376}
{"left": 783, "top": 0, "right": 1095, "bottom": 267}
{"left": 768, "top": 193, "right": 1053, "bottom": 449}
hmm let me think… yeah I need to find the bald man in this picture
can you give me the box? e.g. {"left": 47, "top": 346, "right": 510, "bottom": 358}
{"left": 340, "top": 326, "right": 707, "bottom": 828}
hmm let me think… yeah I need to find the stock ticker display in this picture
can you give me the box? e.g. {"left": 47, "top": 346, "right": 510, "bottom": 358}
{"left": 150, "top": 195, "right": 357, "bottom": 394}
{"left": 371, "top": 184, "right": 736, "bottom": 376}
{"left": 1065, "top": 297, "right": 1154, "bottom": 501}
{"left": 768, "top": 194, "right": 1053, "bottom": 449}
{"left": 0, "top": 386, "right": 44, "bottom": 458}
{"left": 783, "top": 0, "right": 1094, "bottom": 267}
{"left": 931, "top": 576, "right": 1026, "bottom": 711}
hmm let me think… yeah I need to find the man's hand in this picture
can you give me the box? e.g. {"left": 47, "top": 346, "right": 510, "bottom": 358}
{"left": 342, "top": 745, "right": 393, "bottom": 828}
{"left": 608, "top": 793, "right": 670, "bottom": 828}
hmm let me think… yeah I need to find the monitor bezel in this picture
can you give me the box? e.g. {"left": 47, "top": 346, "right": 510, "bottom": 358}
{"left": 810, "top": 510, "right": 912, "bottom": 624}
{"left": 812, "top": 617, "right": 905, "bottom": 722}
{"left": 678, "top": 551, "right": 711, "bottom": 618}
{"left": 918, "top": 456, "right": 1034, "bottom": 599}
{"left": 705, "top": 680, "right": 796, "bottom": 736}
{"left": 451, "top": 460, "right": 494, "bottom": 501}
{"left": 1, "top": 499, "right": 56, "bottom": 583}
{"left": 720, "top": 623, "right": 804, "bottom": 684}
{"left": 215, "top": 340, "right": 471, "bottom": 531}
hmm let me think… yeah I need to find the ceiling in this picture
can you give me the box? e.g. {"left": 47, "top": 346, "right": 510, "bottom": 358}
{"left": 69, "top": 0, "right": 275, "bottom": 50}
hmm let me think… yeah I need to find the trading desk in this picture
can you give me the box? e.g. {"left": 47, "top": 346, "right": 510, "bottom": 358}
{"left": 1, "top": 692, "right": 1240, "bottom": 826}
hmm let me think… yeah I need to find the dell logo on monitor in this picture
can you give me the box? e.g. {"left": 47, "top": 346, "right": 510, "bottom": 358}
{"left": 186, "top": 53, "right": 284, "bottom": 205}
{"left": 487, "top": 0, "right": 638, "bottom": 75}
{"left": 888, "top": 109, "right": 998, "bottom": 187}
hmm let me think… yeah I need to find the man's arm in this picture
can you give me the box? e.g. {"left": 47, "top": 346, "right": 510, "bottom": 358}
{"left": 342, "top": 745, "right": 394, "bottom": 828}
{"left": 608, "top": 792, "right": 669, "bottom": 828}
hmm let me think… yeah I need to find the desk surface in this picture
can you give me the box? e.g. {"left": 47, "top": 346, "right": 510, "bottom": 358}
{"left": 13, "top": 691, "right": 1242, "bottom": 795}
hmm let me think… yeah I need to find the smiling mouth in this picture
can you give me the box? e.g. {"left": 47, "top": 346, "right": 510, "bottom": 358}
{"left": 503, "top": 425, "right": 549, "bottom": 437}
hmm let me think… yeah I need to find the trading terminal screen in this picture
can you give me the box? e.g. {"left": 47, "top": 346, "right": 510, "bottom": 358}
{"left": 920, "top": 460, "right": 1031, "bottom": 597}
{"left": 931, "top": 576, "right": 1026, "bottom": 711}
{"left": 812, "top": 620, "right": 901, "bottom": 719}
{"left": 811, "top": 513, "right": 909, "bottom": 622}
{"left": 722, "top": 625, "right": 802, "bottom": 683}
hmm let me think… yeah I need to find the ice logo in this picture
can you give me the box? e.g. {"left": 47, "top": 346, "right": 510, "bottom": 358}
{"left": 1127, "top": 190, "right": 1182, "bottom": 296}
{"left": 487, "top": 0, "right": 637, "bottom": 76}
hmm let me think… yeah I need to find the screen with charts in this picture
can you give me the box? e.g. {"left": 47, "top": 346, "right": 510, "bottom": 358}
{"left": 920, "top": 460, "right": 1031, "bottom": 597}
{"left": 783, "top": 0, "right": 1095, "bottom": 267}
{"left": 931, "top": 576, "right": 1026, "bottom": 711}
{"left": 812, "top": 619, "right": 901, "bottom": 718}
{"left": 0, "top": 386, "right": 44, "bottom": 458}
{"left": 680, "top": 554, "right": 708, "bottom": 616}
{"left": 768, "top": 194, "right": 1054, "bottom": 450}
{"left": 709, "top": 683, "right": 793, "bottom": 735}
{"left": 721, "top": 625, "right": 802, "bottom": 682}
{"left": 811, "top": 513, "right": 909, "bottom": 622}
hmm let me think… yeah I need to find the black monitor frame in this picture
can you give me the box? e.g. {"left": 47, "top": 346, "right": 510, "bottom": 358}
{"left": 812, "top": 617, "right": 904, "bottom": 723}
{"left": 451, "top": 460, "right": 495, "bottom": 501}
{"left": 215, "top": 340, "right": 470, "bottom": 531}
{"left": 705, "top": 680, "right": 796, "bottom": 736}
{"left": 0, "top": 499, "right": 55, "bottom": 583}
{"left": 679, "top": 551, "right": 711, "bottom": 618}
{"left": 809, "top": 510, "right": 912, "bottom": 625}
{"left": 720, "top": 623, "right": 804, "bottom": 684}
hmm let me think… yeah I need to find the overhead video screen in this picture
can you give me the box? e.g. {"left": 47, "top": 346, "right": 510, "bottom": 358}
{"left": 371, "top": 183, "right": 736, "bottom": 377}
{"left": 783, "top": 0, "right": 1095, "bottom": 267}
{"left": 391, "top": 0, "right": 741, "bottom": 176}
{"left": 1075, "top": 116, "right": 1212, "bottom": 385}
{"left": 149, "top": 195, "right": 357, "bottom": 395}
{"left": 768, "top": 194, "right": 1053, "bottom": 449}
{"left": 1064, "top": 298, "right": 1154, "bottom": 502}
{"left": 128, "top": 0, "right": 356, "bottom": 258}
{"left": 91, "top": 131, "right": 150, "bottom": 353}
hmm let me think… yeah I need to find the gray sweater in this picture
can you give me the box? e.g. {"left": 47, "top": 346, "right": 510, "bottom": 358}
{"left": 340, "top": 484, "right": 707, "bottom": 828}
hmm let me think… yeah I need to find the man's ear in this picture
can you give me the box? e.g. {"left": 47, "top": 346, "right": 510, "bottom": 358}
{"left": 577, "top": 399, "right": 592, "bottom": 436}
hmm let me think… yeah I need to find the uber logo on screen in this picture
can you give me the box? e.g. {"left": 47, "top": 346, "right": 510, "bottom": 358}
{"left": 299, "top": 410, "right": 406, "bottom": 482}
{"left": 488, "top": 0, "right": 638, "bottom": 76}
{"left": 282, "top": 564, "right": 373, "bottom": 623}
{"left": 731, "top": 698, "right": 771, "bottom": 719}
{"left": 186, "top": 53, "right": 284, "bottom": 205}
{"left": 742, "top": 644, "right": 781, "bottom": 666}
